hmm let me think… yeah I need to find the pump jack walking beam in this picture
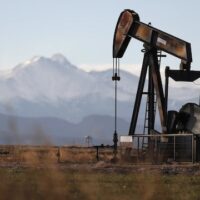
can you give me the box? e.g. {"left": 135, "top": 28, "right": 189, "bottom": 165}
{"left": 113, "top": 10, "right": 192, "bottom": 68}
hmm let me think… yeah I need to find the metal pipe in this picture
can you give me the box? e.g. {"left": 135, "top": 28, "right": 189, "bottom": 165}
{"left": 165, "top": 67, "right": 169, "bottom": 117}
{"left": 148, "top": 64, "right": 155, "bottom": 135}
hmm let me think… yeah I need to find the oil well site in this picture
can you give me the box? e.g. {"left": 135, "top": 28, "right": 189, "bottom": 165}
{"left": 1, "top": 6, "right": 200, "bottom": 200}
{"left": 112, "top": 9, "right": 200, "bottom": 164}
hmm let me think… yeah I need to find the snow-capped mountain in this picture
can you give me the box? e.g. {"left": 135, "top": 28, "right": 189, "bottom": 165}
{"left": 0, "top": 54, "right": 94, "bottom": 101}
{"left": 0, "top": 54, "right": 198, "bottom": 123}
{"left": 0, "top": 54, "right": 136, "bottom": 122}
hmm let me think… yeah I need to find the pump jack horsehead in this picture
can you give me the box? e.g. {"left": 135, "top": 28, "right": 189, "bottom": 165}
{"left": 112, "top": 9, "right": 200, "bottom": 142}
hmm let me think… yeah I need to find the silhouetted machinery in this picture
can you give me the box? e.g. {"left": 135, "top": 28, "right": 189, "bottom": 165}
{"left": 112, "top": 9, "right": 200, "bottom": 162}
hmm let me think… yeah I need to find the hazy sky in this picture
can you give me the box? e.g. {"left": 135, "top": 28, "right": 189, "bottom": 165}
{"left": 0, "top": 0, "right": 200, "bottom": 72}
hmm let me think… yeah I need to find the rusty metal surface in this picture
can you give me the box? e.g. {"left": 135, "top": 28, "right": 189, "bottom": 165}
{"left": 131, "top": 21, "right": 192, "bottom": 66}
{"left": 113, "top": 10, "right": 139, "bottom": 58}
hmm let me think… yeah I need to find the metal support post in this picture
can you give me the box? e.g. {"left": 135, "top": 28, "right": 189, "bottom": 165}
{"left": 174, "top": 136, "right": 176, "bottom": 161}
{"left": 113, "top": 131, "right": 118, "bottom": 158}
{"left": 150, "top": 49, "right": 167, "bottom": 133}
{"left": 129, "top": 51, "right": 149, "bottom": 135}
{"left": 137, "top": 137, "right": 140, "bottom": 157}
{"left": 165, "top": 67, "right": 169, "bottom": 116}
{"left": 192, "top": 134, "right": 194, "bottom": 163}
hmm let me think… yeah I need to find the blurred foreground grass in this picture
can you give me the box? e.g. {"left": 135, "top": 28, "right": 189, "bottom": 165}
{"left": 0, "top": 167, "right": 200, "bottom": 200}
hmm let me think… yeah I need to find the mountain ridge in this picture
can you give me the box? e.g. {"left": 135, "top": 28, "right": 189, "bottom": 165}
{"left": 0, "top": 112, "right": 129, "bottom": 145}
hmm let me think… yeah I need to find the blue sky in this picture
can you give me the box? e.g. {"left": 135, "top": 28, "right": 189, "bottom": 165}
{"left": 0, "top": 0, "right": 200, "bottom": 71}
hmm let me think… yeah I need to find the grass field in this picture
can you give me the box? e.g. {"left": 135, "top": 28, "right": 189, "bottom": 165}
{"left": 0, "top": 146, "right": 200, "bottom": 200}
{"left": 1, "top": 167, "right": 200, "bottom": 200}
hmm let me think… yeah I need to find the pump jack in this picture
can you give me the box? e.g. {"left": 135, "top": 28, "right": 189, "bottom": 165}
{"left": 112, "top": 10, "right": 200, "bottom": 162}
{"left": 113, "top": 9, "right": 200, "bottom": 135}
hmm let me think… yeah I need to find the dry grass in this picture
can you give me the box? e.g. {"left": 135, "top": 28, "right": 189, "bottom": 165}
{"left": 0, "top": 146, "right": 200, "bottom": 199}
{"left": 0, "top": 145, "right": 114, "bottom": 164}
{"left": 0, "top": 167, "right": 199, "bottom": 200}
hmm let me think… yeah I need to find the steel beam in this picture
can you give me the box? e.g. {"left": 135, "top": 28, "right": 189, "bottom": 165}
{"left": 129, "top": 51, "right": 149, "bottom": 135}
